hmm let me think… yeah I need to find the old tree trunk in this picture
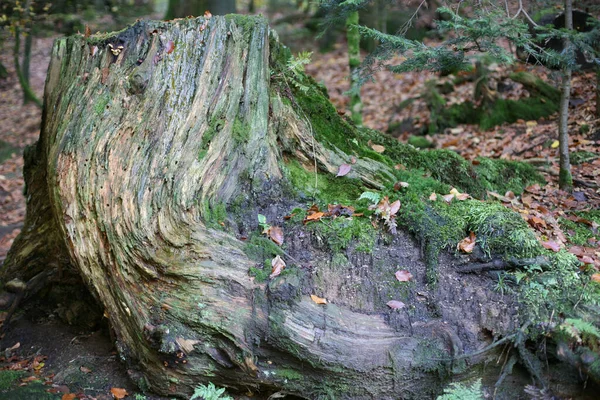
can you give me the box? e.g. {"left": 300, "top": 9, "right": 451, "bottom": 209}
{"left": 1, "top": 15, "right": 599, "bottom": 399}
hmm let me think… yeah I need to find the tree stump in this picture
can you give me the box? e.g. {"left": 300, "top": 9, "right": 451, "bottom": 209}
{"left": 1, "top": 15, "right": 598, "bottom": 399}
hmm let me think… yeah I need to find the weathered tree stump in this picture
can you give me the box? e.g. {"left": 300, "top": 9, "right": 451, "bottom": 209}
{"left": 1, "top": 15, "right": 598, "bottom": 399}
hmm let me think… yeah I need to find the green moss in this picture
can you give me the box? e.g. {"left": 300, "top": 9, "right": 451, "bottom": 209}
{"left": 276, "top": 368, "right": 303, "bottom": 380}
{"left": 473, "top": 158, "right": 545, "bottom": 196}
{"left": 571, "top": 150, "right": 597, "bottom": 165}
{"left": 200, "top": 201, "right": 227, "bottom": 229}
{"left": 559, "top": 210, "right": 600, "bottom": 245}
{"left": 0, "top": 371, "right": 57, "bottom": 399}
{"left": 284, "top": 160, "right": 364, "bottom": 205}
{"left": 94, "top": 92, "right": 110, "bottom": 115}
{"left": 0, "top": 371, "right": 23, "bottom": 390}
{"left": 244, "top": 233, "right": 283, "bottom": 262}
{"left": 224, "top": 14, "right": 261, "bottom": 32}
{"left": 307, "top": 216, "right": 377, "bottom": 254}
{"left": 198, "top": 117, "right": 224, "bottom": 161}
{"left": 232, "top": 116, "right": 250, "bottom": 144}
{"left": 408, "top": 135, "right": 434, "bottom": 149}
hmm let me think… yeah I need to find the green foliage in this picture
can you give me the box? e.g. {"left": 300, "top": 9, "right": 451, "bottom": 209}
{"left": 285, "top": 51, "right": 313, "bottom": 93}
{"left": 408, "top": 135, "right": 433, "bottom": 149}
{"left": 358, "top": 191, "right": 380, "bottom": 204}
{"left": 437, "top": 379, "right": 483, "bottom": 400}
{"left": 190, "top": 383, "right": 233, "bottom": 400}
{"left": 558, "top": 318, "right": 600, "bottom": 350}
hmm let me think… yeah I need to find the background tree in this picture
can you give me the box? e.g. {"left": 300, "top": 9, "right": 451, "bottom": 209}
{"left": 354, "top": 0, "right": 599, "bottom": 192}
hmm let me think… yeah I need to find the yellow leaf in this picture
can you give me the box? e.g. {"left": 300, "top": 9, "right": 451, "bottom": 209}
{"left": 551, "top": 140, "right": 559, "bottom": 149}
{"left": 310, "top": 294, "right": 327, "bottom": 304}
{"left": 371, "top": 144, "right": 385, "bottom": 153}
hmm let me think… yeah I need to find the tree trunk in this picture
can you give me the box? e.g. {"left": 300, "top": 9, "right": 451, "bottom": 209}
{"left": 1, "top": 15, "right": 597, "bottom": 399}
{"left": 165, "top": 0, "right": 236, "bottom": 19}
{"left": 347, "top": 10, "right": 363, "bottom": 126}
{"left": 13, "top": 28, "right": 42, "bottom": 107}
{"left": 558, "top": 0, "right": 573, "bottom": 191}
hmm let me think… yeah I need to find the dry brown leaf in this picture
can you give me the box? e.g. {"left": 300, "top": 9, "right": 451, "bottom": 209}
{"left": 458, "top": 232, "right": 476, "bottom": 253}
{"left": 175, "top": 337, "right": 200, "bottom": 354}
{"left": 387, "top": 300, "right": 406, "bottom": 310}
{"left": 304, "top": 211, "right": 324, "bottom": 223}
{"left": 393, "top": 181, "right": 409, "bottom": 190}
{"left": 267, "top": 226, "right": 284, "bottom": 246}
{"left": 541, "top": 241, "right": 561, "bottom": 252}
{"left": 79, "top": 366, "right": 92, "bottom": 374}
{"left": 395, "top": 270, "right": 413, "bottom": 282}
{"left": 429, "top": 192, "right": 437, "bottom": 201}
{"left": 62, "top": 394, "right": 76, "bottom": 400}
{"left": 110, "top": 387, "right": 128, "bottom": 399}
{"left": 270, "top": 255, "right": 286, "bottom": 278}
{"left": 371, "top": 144, "right": 385, "bottom": 153}
{"left": 591, "top": 273, "right": 600, "bottom": 283}
{"left": 390, "top": 200, "right": 401, "bottom": 216}
{"left": 310, "top": 294, "right": 327, "bottom": 304}
{"left": 442, "top": 194, "right": 455, "bottom": 203}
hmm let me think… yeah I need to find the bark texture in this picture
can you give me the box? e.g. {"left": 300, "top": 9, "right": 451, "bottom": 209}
{"left": 558, "top": 0, "right": 573, "bottom": 191}
{"left": 0, "top": 15, "right": 594, "bottom": 399}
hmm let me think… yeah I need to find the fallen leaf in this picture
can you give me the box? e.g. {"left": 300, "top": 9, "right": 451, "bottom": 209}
{"left": 442, "top": 194, "right": 455, "bottom": 203}
{"left": 62, "top": 394, "right": 76, "bottom": 400}
{"left": 458, "top": 232, "right": 476, "bottom": 253}
{"left": 429, "top": 192, "right": 437, "bottom": 201}
{"left": 79, "top": 366, "right": 91, "bottom": 374}
{"left": 21, "top": 376, "right": 39, "bottom": 383}
{"left": 270, "top": 255, "right": 286, "bottom": 278}
{"left": 304, "top": 211, "right": 324, "bottom": 223}
{"left": 394, "top": 164, "right": 406, "bottom": 170}
{"left": 591, "top": 273, "right": 600, "bottom": 283}
{"left": 371, "top": 144, "right": 385, "bottom": 153}
{"left": 551, "top": 140, "right": 559, "bottom": 149}
{"left": 395, "top": 270, "right": 413, "bottom": 282}
{"left": 165, "top": 40, "right": 175, "bottom": 54}
{"left": 390, "top": 200, "right": 401, "bottom": 216}
{"left": 541, "top": 241, "right": 561, "bottom": 252}
{"left": 6, "top": 342, "right": 20, "bottom": 352}
{"left": 176, "top": 337, "right": 200, "bottom": 354}
{"left": 350, "top": 156, "right": 357, "bottom": 164}
{"left": 84, "top": 25, "right": 91, "bottom": 38}
{"left": 387, "top": 300, "right": 406, "bottom": 310}
{"left": 310, "top": 294, "right": 327, "bottom": 304}
{"left": 110, "top": 387, "right": 128, "bottom": 399}
{"left": 393, "top": 181, "right": 409, "bottom": 190}
{"left": 267, "top": 226, "right": 284, "bottom": 246}
{"left": 204, "top": 10, "right": 212, "bottom": 18}
{"left": 336, "top": 164, "right": 351, "bottom": 177}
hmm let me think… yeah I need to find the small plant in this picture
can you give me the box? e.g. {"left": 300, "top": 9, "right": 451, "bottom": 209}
{"left": 437, "top": 379, "right": 483, "bottom": 400}
{"left": 286, "top": 51, "right": 313, "bottom": 93}
{"left": 190, "top": 382, "right": 233, "bottom": 400}
{"left": 257, "top": 213, "right": 270, "bottom": 232}
{"left": 134, "top": 394, "right": 147, "bottom": 400}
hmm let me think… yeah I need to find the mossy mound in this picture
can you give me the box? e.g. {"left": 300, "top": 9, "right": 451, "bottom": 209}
{"left": 425, "top": 71, "right": 560, "bottom": 133}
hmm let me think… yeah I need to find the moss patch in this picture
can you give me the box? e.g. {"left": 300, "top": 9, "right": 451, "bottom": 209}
{"left": 559, "top": 210, "right": 600, "bottom": 246}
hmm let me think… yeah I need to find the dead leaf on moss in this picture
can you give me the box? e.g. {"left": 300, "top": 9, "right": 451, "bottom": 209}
{"left": 371, "top": 144, "right": 385, "bottom": 153}
{"left": 395, "top": 270, "right": 413, "bottom": 282}
{"left": 267, "top": 226, "right": 284, "bottom": 246}
{"left": 270, "top": 255, "right": 286, "bottom": 278}
{"left": 458, "top": 232, "right": 476, "bottom": 253}
{"left": 310, "top": 294, "right": 327, "bottom": 304}
{"left": 387, "top": 300, "right": 406, "bottom": 310}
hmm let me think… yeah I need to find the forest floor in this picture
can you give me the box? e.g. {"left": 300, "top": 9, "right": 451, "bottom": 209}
{"left": 0, "top": 15, "right": 599, "bottom": 400}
